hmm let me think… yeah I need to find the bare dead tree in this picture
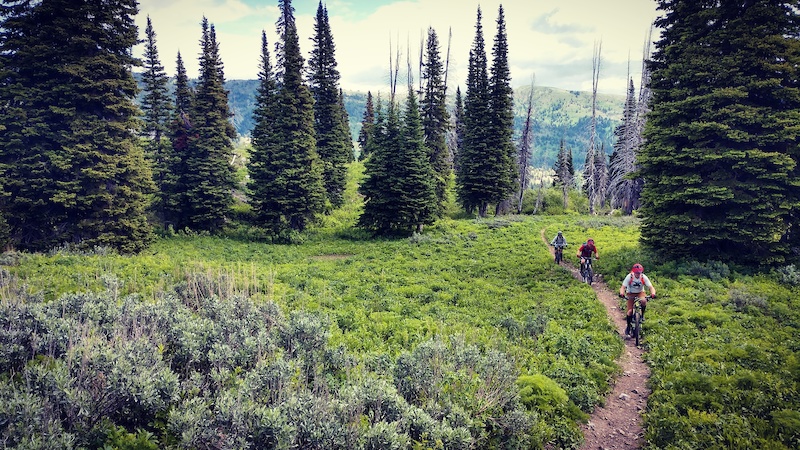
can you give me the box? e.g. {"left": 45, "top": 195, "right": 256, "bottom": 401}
{"left": 583, "top": 40, "right": 602, "bottom": 214}
{"left": 517, "top": 77, "right": 535, "bottom": 213}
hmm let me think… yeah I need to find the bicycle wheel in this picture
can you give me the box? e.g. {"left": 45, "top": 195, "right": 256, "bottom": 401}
{"left": 586, "top": 266, "right": 593, "bottom": 284}
{"left": 555, "top": 249, "right": 562, "bottom": 264}
{"left": 633, "top": 311, "right": 642, "bottom": 346}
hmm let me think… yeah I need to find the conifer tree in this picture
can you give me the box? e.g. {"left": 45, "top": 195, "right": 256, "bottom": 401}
{"left": 457, "top": 7, "right": 517, "bottom": 217}
{"left": 165, "top": 52, "right": 195, "bottom": 229}
{"left": 359, "top": 88, "right": 437, "bottom": 234}
{"left": 182, "top": 18, "right": 237, "bottom": 231}
{"left": 639, "top": 1, "right": 800, "bottom": 265}
{"left": 450, "top": 86, "right": 465, "bottom": 174}
{"left": 609, "top": 78, "right": 642, "bottom": 214}
{"left": 258, "top": 0, "right": 325, "bottom": 233}
{"left": 420, "top": 27, "right": 451, "bottom": 217}
{"left": 141, "top": 16, "right": 175, "bottom": 225}
{"left": 456, "top": 7, "right": 493, "bottom": 216}
{"left": 358, "top": 91, "right": 376, "bottom": 159}
{"left": 308, "top": 1, "right": 350, "bottom": 208}
{"left": 248, "top": 31, "right": 283, "bottom": 229}
{"left": 0, "top": 0, "right": 154, "bottom": 252}
{"left": 553, "top": 139, "right": 575, "bottom": 209}
{"left": 487, "top": 5, "right": 518, "bottom": 215}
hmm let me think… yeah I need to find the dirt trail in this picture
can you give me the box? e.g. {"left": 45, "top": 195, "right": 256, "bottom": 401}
{"left": 541, "top": 230, "right": 650, "bottom": 450}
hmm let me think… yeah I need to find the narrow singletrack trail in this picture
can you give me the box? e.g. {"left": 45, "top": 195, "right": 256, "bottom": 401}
{"left": 541, "top": 230, "right": 650, "bottom": 450}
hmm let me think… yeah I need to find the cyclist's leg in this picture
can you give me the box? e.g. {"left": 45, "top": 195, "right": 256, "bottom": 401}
{"left": 625, "top": 295, "right": 635, "bottom": 336}
{"left": 640, "top": 295, "right": 648, "bottom": 321}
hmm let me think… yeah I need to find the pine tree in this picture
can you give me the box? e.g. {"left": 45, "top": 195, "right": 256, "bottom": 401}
{"left": 308, "top": 1, "right": 350, "bottom": 208}
{"left": 359, "top": 89, "right": 437, "bottom": 234}
{"left": 639, "top": 1, "right": 800, "bottom": 265}
{"left": 358, "top": 91, "right": 376, "bottom": 159}
{"left": 248, "top": 31, "right": 283, "bottom": 229}
{"left": 420, "top": 27, "right": 451, "bottom": 217}
{"left": 456, "top": 7, "right": 493, "bottom": 216}
{"left": 182, "top": 18, "right": 237, "bottom": 231}
{"left": 487, "top": 5, "right": 518, "bottom": 215}
{"left": 609, "top": 78, "right": 642, "bottom": 214}
{"left": 0, "top": 0, "right": 154, "bottom": 253}
{"left": 141, "top": 16, "right": 175, "bottom": 225}
{"left": 450, "top": 86, "right": 465, "bottom": 174}
{"left": 553, "top": 139, "right": 575, "bottom": 209}
{"left": 260, "top": 0, "right": 325, "bottom": 233}
{"left": 165, "top": 52, "right": 195, "bottom": 230}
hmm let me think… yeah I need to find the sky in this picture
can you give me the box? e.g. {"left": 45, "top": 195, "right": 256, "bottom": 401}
{"left": 133, "top": 0, "right": 660, "bottom": 96}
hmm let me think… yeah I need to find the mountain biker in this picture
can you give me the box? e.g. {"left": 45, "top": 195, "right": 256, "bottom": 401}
{"left": 550, "top": 231, "right": 568, "bottom": 263}
{"left": 576, "top": 238, "right": 598, "bottom": 273}
{"left": 618, "top": 263, "right": 656, "bottom": 338}
{"left": 550, "top": 231, "right": 567, "bottom": 248}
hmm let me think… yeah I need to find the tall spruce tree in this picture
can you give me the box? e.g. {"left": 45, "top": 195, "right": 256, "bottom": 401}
{"left": 358, "top": 91, "right": 376, "bottom": 159}
{"left": 262, "top": 0, "right": 325, "bottom": 232}
{"left": 307, "top": 1, "right": 350, "bottom": 208}
{"left": 248, "top": 31, "right": 282, "bottom": 229}
{"left": 450, "top": 86, "right": 465, "bottom": 174}
{"left": 141, "top": 16, "right": 175, "bottom": 225}
{"left": 609, "top": 78, "right": 642, "bottom": 214}
{"left": 0, "top": 0, "right": 154, "bottom": 252}
{"left": 359, "top": 88, "right": 437, "bottom": 234}
{"left": 553, "top": 139, "right": 575, "bottom": 209}
{"left": 180, "top": 18, "right": 237, "bottom": 231}
{"left": 487, "top": 5, "right": 518, "bottom": 215}
{"left": 166, "top": 52, "right": 195, "bottom": 229}
{"left": 420, "top": 27, "right": 451, "bottom": 217}
{"left": 639, "top": 1, "right": 800, "bottom": 265}
{"left": 456, "top": 7, "right": 493, "bottom": 216}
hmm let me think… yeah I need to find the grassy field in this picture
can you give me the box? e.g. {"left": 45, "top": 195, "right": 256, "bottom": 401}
{"left": 1, "top": 166, "right": 798, "bottom": 448}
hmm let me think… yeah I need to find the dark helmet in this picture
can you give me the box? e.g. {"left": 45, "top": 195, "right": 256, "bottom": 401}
{"left": 557, "top": 231, "right": 563, "bottom": 235}
{"left": 587, "top": 238, "right": 594, "bottom": 244}
{"left": 632, "top": 263, "right": 644, "bottom": 273}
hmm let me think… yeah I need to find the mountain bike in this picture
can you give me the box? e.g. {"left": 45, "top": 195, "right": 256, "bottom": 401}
{"left": 579, "top": 257, "right": 595, "bottom": 284}
{"left": 554, "top": 246, "right": 565, "bottom": 264}
{"left": 628, "top": 295, "right": 651, "bottom": 347}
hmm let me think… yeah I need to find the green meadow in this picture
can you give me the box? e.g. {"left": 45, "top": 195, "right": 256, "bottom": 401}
{"left": 1, "top": 169, "right": 798, "bottom": 448}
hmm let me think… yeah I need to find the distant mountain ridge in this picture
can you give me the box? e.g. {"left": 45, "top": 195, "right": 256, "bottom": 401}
{"left": 135, "top": 75, "right": 625, "bottom": 168}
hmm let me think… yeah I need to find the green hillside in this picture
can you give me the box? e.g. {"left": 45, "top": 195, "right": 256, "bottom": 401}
{"left": 135, "top": 75, "right": 624, "bottom": 169}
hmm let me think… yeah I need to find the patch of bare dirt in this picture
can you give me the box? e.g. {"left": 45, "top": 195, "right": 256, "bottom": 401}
{"left": 541, "top": 230, "right": 650, "bottom": 450}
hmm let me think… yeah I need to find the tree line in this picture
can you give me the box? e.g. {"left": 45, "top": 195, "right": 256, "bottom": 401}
{"left": 2, "top": 0, "right": 799, "bottom": 267}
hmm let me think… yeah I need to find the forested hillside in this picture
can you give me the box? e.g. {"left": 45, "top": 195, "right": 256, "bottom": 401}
{"left": 134, "top": 75, "right": 623, "bottom": 168}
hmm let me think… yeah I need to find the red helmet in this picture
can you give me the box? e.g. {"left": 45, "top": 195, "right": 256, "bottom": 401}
{"left": 631, "top": 263, "right": 644, "bottom": 273}
{"left": 587, "top": 239, "right": 594, "bottom": 244}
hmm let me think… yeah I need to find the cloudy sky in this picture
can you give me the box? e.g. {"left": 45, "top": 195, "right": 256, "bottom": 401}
{"left": 134, "top": 0, "right": 660, "bottom": 95}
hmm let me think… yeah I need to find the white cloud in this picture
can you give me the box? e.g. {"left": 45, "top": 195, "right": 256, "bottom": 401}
{"left": 135, "top": 0, "right": 658, "bottom": 95}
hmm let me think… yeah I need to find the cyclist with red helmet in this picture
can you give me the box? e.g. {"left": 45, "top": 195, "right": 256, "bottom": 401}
{"left": 619, "top": 263, "right": 656, "bottom": 338}
{"left": 576, "top": 238, "right": 598, "bottom": 274}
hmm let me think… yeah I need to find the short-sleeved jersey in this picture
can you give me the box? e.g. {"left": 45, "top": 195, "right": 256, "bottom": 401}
{"left": 578, "top": 243, "right": 596, "bottom": 258}
{"left": 622, "top": 272, "right": 652, "bottom": 294}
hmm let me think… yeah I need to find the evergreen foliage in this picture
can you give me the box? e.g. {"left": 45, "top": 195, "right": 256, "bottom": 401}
{"left": 639, "top": 0, "right": 800, "bottom": 265}
{"left": 358, "top": 90, "right": 437, "bottom": 234}
{"left": 253, "top": 0, "right": 325, "bottom": 234}
{"left": 181, "top": 18, "right": 237, "bottom": 232}
{"left": 487, "top": 5, "right": 519, "bottom": 214}
{"left": 165, "top": 52, "right": 195, "bottom": 230}
{"left": 450, "top": 87, "right": 466, "bottom": 174}
{"left": 140, "top": 16, "right": 176, "bottom": 225}
{"left": 608, "top": 79, "right": 642, "bottom": 214}
{"left": 308, "top": 2, "right": 351, "bottom": 209}
{"left": 0, "top": 0, "right": 154, "bottom": 253}
{"left": 553, "top": 140, "right": 575, "bottom": 209}
{"left": 420, "top": 27, "right": 452, "bottom": 217}
{"left": 456, "top": 8, "right": 494, "bottom": 217}
{"left": 357, "top": 91, "right": 376, "bottom": 159}
{"left": 457, "top": 7, "right": 517, "bottom": 217}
